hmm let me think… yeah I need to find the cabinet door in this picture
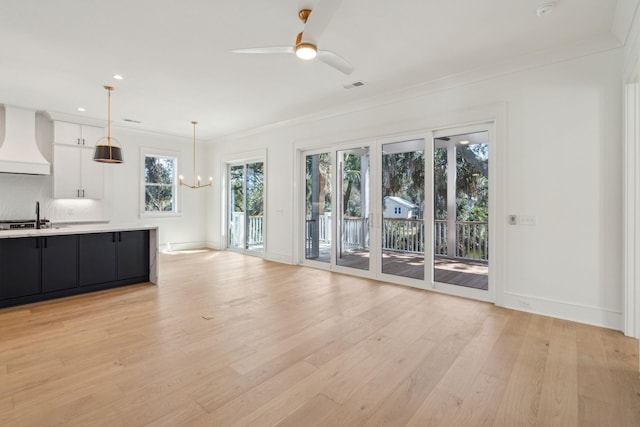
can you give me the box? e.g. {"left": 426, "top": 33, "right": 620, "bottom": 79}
{"left": 54, "top": 121, "right": 82, "bottom": 146}
{"left": 0, "top": 238, "right": 41, "bottom": 299}
{"left": 117, "top": 231, "right": 149, "bottom": 280}
{"left": 79, "top": 233, "right": 117, "bottom": 286}
{"left": 80, "top": 125, "right": 104, "bottom": 148}
{"left": 42, "top": 235, "right": 78, "bottom": 293}
{"left": 80, "top": 147, "right": 104, "bottom": 199}
{"left": 53, "top": 145, "right": 82, "bottom": 198}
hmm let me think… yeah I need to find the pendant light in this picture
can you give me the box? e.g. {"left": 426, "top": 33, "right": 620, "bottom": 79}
{"left": 93, "top": 85, "right": 123, "bottom": 163}
{"left": 179, "top": 121, "right": 212, "bottom": 189}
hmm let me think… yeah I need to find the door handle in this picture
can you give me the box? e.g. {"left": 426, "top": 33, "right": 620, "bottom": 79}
{"left": 82, "top": 189, "right": 85, "bottom": 198}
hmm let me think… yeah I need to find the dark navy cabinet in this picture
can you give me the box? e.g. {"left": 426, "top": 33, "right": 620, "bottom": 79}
{"left": 0, "top": 230, "right": 150, "bottom": 308}
{"left": 79, "top": 232, "right": 117, "bottom": 286}
{"left": 0, "top": 237, "right": 41, "bottom": 299}
{"left": 117, "top": 231, "right": 149, "bottom": 280}
{"left": 42, "top": 235, "right": 78, "bottom": 293}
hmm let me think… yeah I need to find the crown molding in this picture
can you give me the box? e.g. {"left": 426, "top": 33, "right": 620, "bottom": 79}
{"left": 213, "top": 33, "right": 622, "bottom": 144}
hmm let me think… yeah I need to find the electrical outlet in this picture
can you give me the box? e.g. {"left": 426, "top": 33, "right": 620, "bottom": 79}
{"left": 519, "top": 298, "right": 532, "bottom": 309}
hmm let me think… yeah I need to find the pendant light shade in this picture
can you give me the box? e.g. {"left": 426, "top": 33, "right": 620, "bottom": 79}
{"left": 179, "top": 121, "right": 212, "bottom": 189}
{"left": 93, "top": 85, "right": 123, "bottom": 164}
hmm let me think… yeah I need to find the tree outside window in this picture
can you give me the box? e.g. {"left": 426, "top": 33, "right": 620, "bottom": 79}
{"left": 144, "top": 155, "right": 177, "bottom": 212}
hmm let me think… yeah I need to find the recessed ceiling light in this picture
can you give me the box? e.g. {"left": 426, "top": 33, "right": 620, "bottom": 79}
{"left": 113, "top": 74, "right": 124, "bottom": 80}
{"left": 77, "top": 107, "right": 86, "bottom": 112}
{"left": 536, "top": 3, "right": 555, "bottom": 17}
{"left": 460, "top": 140, "right": 470, "bottom": 145}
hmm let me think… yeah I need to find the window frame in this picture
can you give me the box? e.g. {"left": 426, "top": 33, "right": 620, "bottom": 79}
{"left": 140, "top": 147, "right": 181, "bottom": 218}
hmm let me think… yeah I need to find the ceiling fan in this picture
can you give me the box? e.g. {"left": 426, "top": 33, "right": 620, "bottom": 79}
{"left": 232, "top": 0, "right": 354, "bottom": 75}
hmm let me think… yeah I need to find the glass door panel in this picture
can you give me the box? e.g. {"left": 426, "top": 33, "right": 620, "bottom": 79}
{"left": 381, "top": 139, "right": 425, "bottom": 280}
{"left": 337, "top": 148, "right": 370, "bottom": 270}
{"left": 433, "top": 131, "right": 489, "bottom": 289}
{"left": 229, "top": 162, "right": 265, "bottom": 253}
{"left": 305, "top": 153, "right": 332, "bottom": 263}
{"left": 246, "top": 162, "right": 264, "bottom": 254}
{"left": 229, "top": 165, "right": 245, "bottom": 250}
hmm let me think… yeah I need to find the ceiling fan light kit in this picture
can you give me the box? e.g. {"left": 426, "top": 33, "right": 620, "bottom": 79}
{"left": 295, "top": 32, "right": 317, "bottom": 60}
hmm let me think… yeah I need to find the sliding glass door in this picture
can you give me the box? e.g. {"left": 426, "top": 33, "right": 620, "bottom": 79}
{"left": 433, "top": 130, "right": 489, "bottom": 291}
{"left": 381, "top": 139, "right": 425, "bottom": 280}
{"left": 305, "top": 152, "right": 332, "bottom": 263}
{"left": 299, "top": 123, "right": 493, "bottom": 300}
{"left": 229, "top": 161, "right": 265, "bottom": 254}
{"left": 336, "top": 147, "right": 370, "bottom": 271}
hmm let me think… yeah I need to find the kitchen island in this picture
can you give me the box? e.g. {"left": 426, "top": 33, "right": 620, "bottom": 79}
{"left": 0, "top": 224, "right": 158, "bottom": 309}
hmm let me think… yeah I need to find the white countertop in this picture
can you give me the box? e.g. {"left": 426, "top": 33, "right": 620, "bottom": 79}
{"left": 0, "top": 223, "right": 158, "bottom": 239}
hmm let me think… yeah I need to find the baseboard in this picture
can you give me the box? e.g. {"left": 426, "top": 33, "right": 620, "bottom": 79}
{"left": 265, "top": 251, "right": 294, "bottom": 265}
{"left": 503, "top": 292, "right": 623, "bottom": 331}
{"left": 160, "top": 241, "right": 206, "bottom": 252}
{"left": 205, "top": 240, "right": 224, "bottom": 250}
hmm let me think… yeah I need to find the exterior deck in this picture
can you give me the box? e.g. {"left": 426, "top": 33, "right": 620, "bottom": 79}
{"left": 308, "top": 246, "right": 488, "bottom": 290}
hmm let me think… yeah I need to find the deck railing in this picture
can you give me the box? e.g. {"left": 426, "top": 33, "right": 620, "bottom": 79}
{"left": 304, "top": 215, "right": 488, "bottom": 261}
{"left": 382, "top": 218, "right": 424, "bottom": 254}
{"left": 435, "top": 220, "right": 488, "bottom": 261}
{"left": 230, "top": 213, "right": 264, "bottom": 247}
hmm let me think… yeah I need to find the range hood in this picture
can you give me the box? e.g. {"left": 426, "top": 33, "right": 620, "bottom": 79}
{"left": 0, "top": 105, "right": 51, "bottom": 175}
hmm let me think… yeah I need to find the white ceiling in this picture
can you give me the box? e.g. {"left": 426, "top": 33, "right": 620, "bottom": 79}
{"left": 0, "top": 0, "right": 635, "bottom": 140}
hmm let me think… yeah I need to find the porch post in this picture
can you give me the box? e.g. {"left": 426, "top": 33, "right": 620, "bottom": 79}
{"left": 361, "top": 154, "right": 370, "bottom": 249}
{"left": 310, "top": 155, "right": 320, "bottom": 258}
{"left": 447, "top": 145, "right": 457, "bottom": 257}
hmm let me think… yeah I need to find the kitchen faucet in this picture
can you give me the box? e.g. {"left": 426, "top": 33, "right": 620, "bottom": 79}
{"left": 35, "top": 201, "right": 40, "bottom": 229}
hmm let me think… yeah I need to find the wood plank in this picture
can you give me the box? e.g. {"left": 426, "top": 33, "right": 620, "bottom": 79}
{"left": 536, "top": 319, "right": 579, "bottom": 426}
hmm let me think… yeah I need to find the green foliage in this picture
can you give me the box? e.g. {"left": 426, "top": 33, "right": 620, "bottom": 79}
{"left": 434, "top": 143, "right": 488, "bottom": 222}
{"left": 382, "top": 149, "right": 425, "bottom": 217}
{"left": 306, "top": 153, "right": 332, "bottom": 218}
{"left": 144, "top": 156, "right": 175, "bottom": 212}
{"left": 230, "top": 162, "right": 264, "bottom": 215}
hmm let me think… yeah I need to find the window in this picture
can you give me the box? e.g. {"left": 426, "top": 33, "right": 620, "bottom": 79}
{"left": 394, "top": 207, "right": 401, "bottom": 214}
{"left": 143, "top": 154, "right": 177, "bottom": 214}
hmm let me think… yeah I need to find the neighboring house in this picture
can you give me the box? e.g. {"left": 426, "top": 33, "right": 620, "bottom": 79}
{"left": 383, "top": 196, "right": 417, "bottom": 219}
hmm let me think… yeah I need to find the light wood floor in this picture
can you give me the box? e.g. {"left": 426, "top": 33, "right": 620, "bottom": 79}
{"left": 0, "top": 250, "right": 638, "bottom": 426}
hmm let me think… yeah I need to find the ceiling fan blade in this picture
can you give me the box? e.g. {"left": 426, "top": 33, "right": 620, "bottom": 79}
{"left": 317, "top": 50, "right": 354, "bottom": 75}
{"left": 301, "top": 0, "right": 344, "bottom": 44}
{"left": 231, "top": 46, "right": 294, "bottom": 54}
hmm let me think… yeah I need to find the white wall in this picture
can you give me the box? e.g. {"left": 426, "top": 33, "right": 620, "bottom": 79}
{"left": 207, "top": 47, "right": 624, "bottom": 330}
{"left": 0, "top": 111, "right": 208, "bottom": 251}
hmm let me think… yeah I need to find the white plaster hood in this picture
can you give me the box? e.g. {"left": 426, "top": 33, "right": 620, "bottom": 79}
{"left": 0, "top": 105, "right": 50, "bottom": 175}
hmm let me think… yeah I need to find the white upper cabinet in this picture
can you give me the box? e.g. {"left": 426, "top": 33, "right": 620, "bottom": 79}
{"left": 53, "top": 121, "right": 104, "bottom": 199}
{"left": 54, "top": 121, "right": 104, "bottom": 148}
